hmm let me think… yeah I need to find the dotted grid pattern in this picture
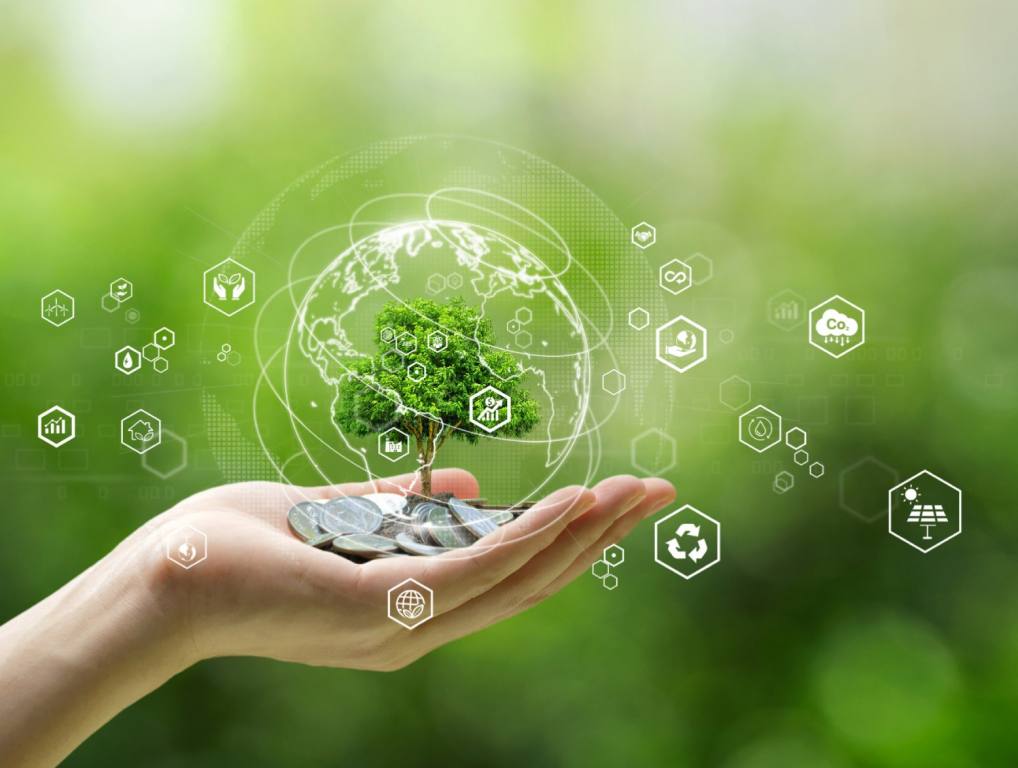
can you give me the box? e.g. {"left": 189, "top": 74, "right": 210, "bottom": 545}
{"left": 503, "top": 161, "right": 667, "bottom": 434}
{"left": 202, "top": 390, "right": 277, "bottom": 484}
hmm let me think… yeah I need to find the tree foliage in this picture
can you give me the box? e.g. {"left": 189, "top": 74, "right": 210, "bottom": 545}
{"left": 334, "top": 297, "right": 540, "bottom": 494}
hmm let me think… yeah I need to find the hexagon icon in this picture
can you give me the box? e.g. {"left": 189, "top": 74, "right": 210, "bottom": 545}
{"left": 631, "top": 221, "right": 656, "bottom": 249}
{"left": 628, "top": 307, "right": 650, "bottom": 331}
{"left": 686, "top": 252, "right": 714, "bottom": 285}
{"left": 394, "top": 331, "right": 417, "bottom": 355}
{"left": 114, "top": 345, "right": 143, "bottom": 375}
{"left": 110, "top": 277, "right": 133, "bottom": 303}
{"left": 515, "top": 330, "right": 533, "bottom": 349}
{"left": 767, "top": 289, "right": 806, "bottom": 331}
{"left": 773, "top": 471, "right": 795, "bottom": 494}
{"left": 809, "top": 295, "right": 865, "bottom": 359}
{"left": 41, "top": 290, "right": 75, "bottom": 327}
{"left": 601, "top": 369, "right": 626, "bottom": 396}
{"left": 152, "top": 357, "right": 169, "bottom": 374}
{"left": 630, "top": 428, "right": 676, "bottom": 475}
{"left": 654, "top": 505, "right": 720, "bottom": 580}
{"left": 739, "top": 405, "right": 783, "bottom": 453}
{"left": 889, "top": 470, "right": 962, "bottom": 553}
{"left": 793, "top": 450, "right": 809, "bottom": 466}
{"left": 165, "top": 525, "right": 207, "bottom": 570}
{"left": 378, "top": 427, "right": 410, "bottom": 462}
{"left": 719, "top": 375, "right": 751, "bottom": 411}
{"left": 602, "top": 573, "right": 619, "bottom": 590}
{"left": 469, "top": 385, "right": 511, "bottom": 433}
{"left": 142, "top": 430, "right": 188, "bottom": 479}
{"left": 101, "top": 293, "right": 121, "bottom": 313}
{"left": 203, "top": 257, "right": 255, "bottom": 317}
{"left": 656, "top": 315, "right": 707, "bottom": 374}
{"left": 515, "top": 307, "right": 533, "bottom": 325}
{"left": 785, "top": 427, "right": 807, "bottom": 450}
{"left": 388, "top": 578, "right": 434, "bottom": 630}
{"left": 427, "top": 331, "right": 447, "bottom": 351}
{"left": 38, "top": 405, "right": 76, "bottom": 448}
{"left": 809, "top": 462, "right": 825, "bottom": 478}
{"left": 603, "top": 544, "right": 625, "bottom": 567}
{"left": 659, "top": 259, "right": 692, "bottom": 295}
{"left": 839, "top": 456, "right": 899, "bottom": 523}
{"left": 407, "top": 361, "right": 427, "bottom": 382}
{"left": 446, "top": 273, "right": 463, "bottom": 289}
{"left": 154, "top": 327, "right": 175, "bottom": 349}
{"left": 426, "top": 273, "right": 446, "bottom": 294}
{"left": 120, "top": 409, "right": 162, "bottom": 455}
{"left": 591, "top": 559, "right": 610, "bottom": 579}
{"left": 142, "top": 343, "right": 161, "bottom": 362}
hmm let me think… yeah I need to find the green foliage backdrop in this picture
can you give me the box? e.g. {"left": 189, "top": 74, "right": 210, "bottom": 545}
{"left": 2, "top": 3, "right": 1017, "bottom": 766}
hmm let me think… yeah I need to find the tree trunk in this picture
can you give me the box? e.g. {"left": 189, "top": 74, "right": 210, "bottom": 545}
{"left": 416, "top": 432, "right": 435, "bottom": 497}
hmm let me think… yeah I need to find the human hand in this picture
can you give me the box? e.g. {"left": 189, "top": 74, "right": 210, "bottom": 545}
{"left": 140, "top": 470, "right": 675, "bottom": 671}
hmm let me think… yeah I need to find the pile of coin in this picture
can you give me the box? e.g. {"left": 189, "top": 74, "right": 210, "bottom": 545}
{"left": 287, "top": 493, "right": 523, "bottom": 560}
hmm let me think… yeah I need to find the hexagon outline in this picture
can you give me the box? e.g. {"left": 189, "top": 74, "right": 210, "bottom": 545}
{"left": 631, "top": 221, "right": 656, "bottom": 249}
{"left": 142, "top": 429, "right": 188, "bottom": 479}
{"left": 653, "top": 504, "right": 721, "bottom": 580}
{"left": 37, "top": 405, "right": 76, "bottom": 448}
{"left": 888, "top": 469, "right": 962, "bottom": 553}
{"left": 686, "top": 252, "right": 714, "bottom": 285}
{"left": 809, "top": 461, "right": 825, "bottom": 478}
{"left": 808, "top": 294, "right": 865, "bottom": 359}
{"left": 719, "top": 375, "right": 752, "bottom": 411}
{"left": 154, "top": 327, "right": 176, "bottom": 350}
{"left": 378, "top": 426, "right": 410, "bottom": 462}
{"left": 784, "top": 427, "right": 807, "bottom": 450}
{"left": 655, "top": 315, "right": 707, "bottom": 374}
{"left": 603, "top": 544, "right": 625, "bottom": 566}
{"left": 41, "top": 289, "right": 75, "bottom": 327}
{"left": 630, "top": 428, "right": 676, "bottom": 475}
{"left": 203, "top": 257, "right": 256, "bottom": 317}
{"left": 767, "top": 288, "right": 807, "bottom": 331}
{"left": 120, "top": 408, "right": 162, "bottom": 455}
{"left": 628, "top": 307, "right": 650, "bottom": 331}
{"left": 427, "top": 331, "right": 447, "bottom": 351}
{"left": 838, "top": 456, "right": 899, "bottom": 523}
{"left": 387, "top": 577, "right": 434, "bottom": 630}
{"left": 659, "top": 258, "right": 692, "bottom": 296}
{"left": 738, "top": 405, "right": 783, "bottom": 453}
{"left": 601, "top": 369, "right": 627, "bottom": 396}
{"left": 165, "top": 524, "right": 207, "bottom": 570}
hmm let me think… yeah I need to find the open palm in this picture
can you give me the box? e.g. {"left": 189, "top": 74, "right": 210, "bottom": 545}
{"left": 135, "top": 469, "right": 675, "bottom": 670}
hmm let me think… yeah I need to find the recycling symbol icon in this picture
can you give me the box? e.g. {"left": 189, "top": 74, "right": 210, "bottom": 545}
{"left": 654, "top": 504, "right": 721, "bottom": 580}
{"left": 665, "top": 523, "right": 709, "bottom": 562}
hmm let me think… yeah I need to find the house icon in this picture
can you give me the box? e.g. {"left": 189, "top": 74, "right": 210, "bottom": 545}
{"left": 127, "top": 419, "right": 155, "bottom": 443}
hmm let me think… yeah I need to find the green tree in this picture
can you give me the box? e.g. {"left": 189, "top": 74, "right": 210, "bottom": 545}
{"left": 335, "top": 298, "right": 540, "bottom": 496}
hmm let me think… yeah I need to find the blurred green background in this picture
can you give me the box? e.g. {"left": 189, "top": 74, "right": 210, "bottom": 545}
{"left": 3, "top": 2, "right": 1018, "bottom": 766}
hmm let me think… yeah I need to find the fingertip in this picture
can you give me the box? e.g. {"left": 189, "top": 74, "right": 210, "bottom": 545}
{"left": 640, "top": 477, "right": 677, "bottom": 514}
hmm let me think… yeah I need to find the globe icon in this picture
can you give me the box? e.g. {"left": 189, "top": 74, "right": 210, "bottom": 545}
{"left": 293, "top": 219, "right": 592, "bottom": 501}
{"left": 395, "top": 589, "right": 426, "bottom": 620}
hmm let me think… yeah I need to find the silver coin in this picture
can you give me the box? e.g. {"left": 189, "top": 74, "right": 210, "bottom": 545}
{"left": 287, "top": 502, "right": 324, "bottom": 541}
{"left": 321, "top": 497, "right": 383, "bottom": 535}
{"left": 448, "top": 498, "right": 499, "bottom": 538}
{"left": 485, "top": 509, "right": 514, "bottom": 526}
{"left": 307, "top": 531, "right": 340, "bottom": 549}
{"left": 330, "top": 533, "right": 400, "bottom": 557}
{"left": 395, "top": 533, "right": 452, "bottom": 556}
{"left": 363, "top": 492, "right": 409, "bottom": 518}
{"left": 424, "top": 503, "right": 475, "bottom": 548}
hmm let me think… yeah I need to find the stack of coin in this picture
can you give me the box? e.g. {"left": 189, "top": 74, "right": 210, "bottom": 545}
{"left": 287, "top": 493, "right": 520, "bottom": 561}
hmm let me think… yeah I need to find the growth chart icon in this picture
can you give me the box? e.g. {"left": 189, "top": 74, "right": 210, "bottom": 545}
{"left": 37, "top": 406, "right": 76, "bottom": 448}
{"left": 469, "top": 385, "right": 511, "bottom": 433}
{"left": 888, "top": 470, "right": 962, "bottom": 553}
{"left": 809, "top": 295, "right": 865, "bottom": 358}
{"left": 203, "top": 258, "right": 256, "bottom": 317}
{"left": 654, "top": 505, "right": 721, "bottom": 580}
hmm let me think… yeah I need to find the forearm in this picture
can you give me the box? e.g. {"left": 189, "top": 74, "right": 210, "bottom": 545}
{"left": 0, "top": 542, "right": 195, "bottom": 767}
